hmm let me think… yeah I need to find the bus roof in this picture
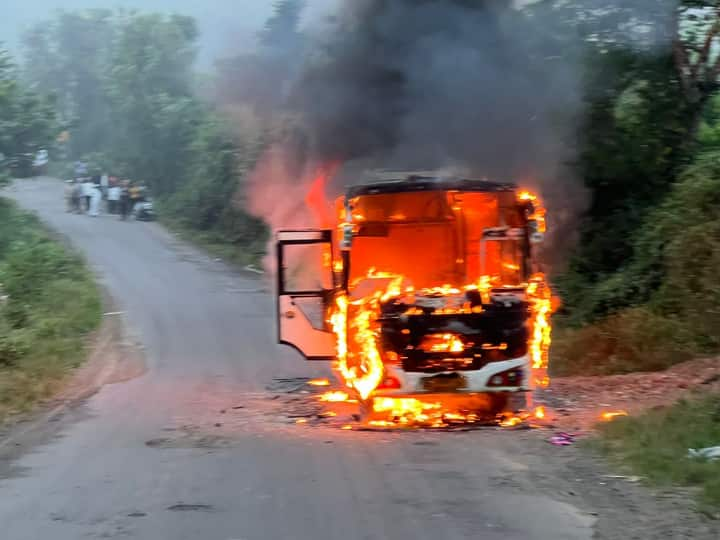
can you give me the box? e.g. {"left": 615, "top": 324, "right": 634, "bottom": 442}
{"left": 347, "top": 174, "right": 517, "bottom": 198}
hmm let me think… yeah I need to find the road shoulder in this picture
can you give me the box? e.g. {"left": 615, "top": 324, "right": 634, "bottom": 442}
{"left": 0, "top": 297, "right": 146, "bottom": 479}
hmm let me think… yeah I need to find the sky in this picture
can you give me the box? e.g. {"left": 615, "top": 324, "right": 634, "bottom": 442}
{"left": 0, "top": 0, "right": 339, "bottom": 62}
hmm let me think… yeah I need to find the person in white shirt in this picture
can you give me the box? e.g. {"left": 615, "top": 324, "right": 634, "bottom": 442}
{"left": 81, "top": 179, "right": 94, "bottom": 213}
{"left": 74, "top": 161, "right": 88, "bottom": 179}
{"left": 100, "top": 173, "right": 110, "bottom": 200}
{"left": 107, "top": 182, "right": 121, "bottom": 214}
{"left": 89, "top": 183, "right": 102, "bottom": 217}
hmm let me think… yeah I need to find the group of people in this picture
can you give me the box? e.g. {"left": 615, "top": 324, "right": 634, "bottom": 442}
{"left": 65, "top": 174, "right": 148, "bottom": 220}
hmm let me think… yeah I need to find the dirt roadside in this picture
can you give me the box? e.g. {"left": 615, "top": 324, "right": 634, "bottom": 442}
{"left": 513, "top": 429, "right": 719, "bottom": 540}
{"left": 534, "top": 358, "right": 720, "bottom": 538}
{"left": 543, "top": 357, "right": 720, "bottom": 432}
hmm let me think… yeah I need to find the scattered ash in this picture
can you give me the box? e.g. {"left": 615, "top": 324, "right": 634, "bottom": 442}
{"left": 142, "top": 376, "right": 557, "bottom": 449}
{"left": 267, "top": 377, "right": 548, "bottom": 433}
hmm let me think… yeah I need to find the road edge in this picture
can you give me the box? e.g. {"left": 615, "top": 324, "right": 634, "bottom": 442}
{"left": 0, "top": 289, "right": 146, "bottom": 468}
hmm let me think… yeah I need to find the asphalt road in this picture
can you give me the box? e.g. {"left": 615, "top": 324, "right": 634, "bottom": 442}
{"left": 0, "top": 179, "right": 596, "bottom": 540}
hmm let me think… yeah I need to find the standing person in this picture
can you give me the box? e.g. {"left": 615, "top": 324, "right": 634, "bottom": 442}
{"left": 107, "top": 179, "right": 121, "bottom": 214}
{"left": 89, "top": 182, "right": 102, "bottom": 217}
{"left": 81, "top": 178, "right": 94, "bottom": 213}
{"left": 119, "top": 180, "right": 131, "bottom": 221}
{"left": 128, "top": 181, "right": 141, "bottom": 217}
{"left": 71, "top": 181, "right": 82, "bottom": 213}
{"left": 74, "top": 160, "right": 88, "bottom": 180}
{"left": 64, "top": 180, "right": 75, "bottom": 212}
{"left": 100, "top": 172, "right": 109, "bottom": 199}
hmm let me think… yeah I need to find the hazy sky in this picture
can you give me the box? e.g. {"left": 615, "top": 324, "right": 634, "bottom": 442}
{"left": 0, "top": 0, "right": 339, "bottom": 62}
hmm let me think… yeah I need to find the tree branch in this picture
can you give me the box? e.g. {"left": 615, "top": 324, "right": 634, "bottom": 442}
{"left": 693, "top": 6, "right": 720, "bottom": 79}
{"left": 674, "top": 38, "right": 693, "bottom": 97}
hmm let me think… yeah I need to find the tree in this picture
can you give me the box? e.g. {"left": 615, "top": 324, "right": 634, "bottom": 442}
{"left": 104, "top": 13, "right": 201, "bottom": 194}
{"left": 216, "top": 0, "right": 307, "bottom": 117}
{"left": 533, "top": 1, "right": 720, "bottom": 135}
{"left": 0, "top": 48, "right": 57, "bottom": 181}
{"left": 22, "top": 10, "right": 114, "bottom": 159}
{"left": 17, "top": 9, "right": 266, "bottom": 255}
{"left": 258, "top": 0, "right": 305, "bottom": 55}
{"left": 673, "top": 2, "right": 720, "bottom": 134}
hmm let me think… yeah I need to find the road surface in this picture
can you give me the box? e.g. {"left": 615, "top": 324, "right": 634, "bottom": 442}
{"left": 0, "top": 179, "right": 600, "bottom": 539}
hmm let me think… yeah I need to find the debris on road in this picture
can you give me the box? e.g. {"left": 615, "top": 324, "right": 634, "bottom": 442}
{"left": 549, "top": 432, "right": 577, "bottom": 446}
{"left": 600, "top": 410, "right": 628, "bottom": 421}
{"left": 604, "top": 475, "right": 643, "bottom": 483}
{"left": 687, "top": 446, "right": 720, "bottom": 460}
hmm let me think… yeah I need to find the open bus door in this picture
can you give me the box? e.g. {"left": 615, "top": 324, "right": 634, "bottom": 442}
{"left": 276, "top": 230, "right": 337, "bottom": 361}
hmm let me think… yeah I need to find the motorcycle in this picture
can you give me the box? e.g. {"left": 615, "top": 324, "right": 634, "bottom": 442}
{"left": 133, "top": 198, "right": 156, "bottom": 221}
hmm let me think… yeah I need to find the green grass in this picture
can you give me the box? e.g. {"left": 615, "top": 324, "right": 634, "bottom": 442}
{"left": 592, "top": 393, "right": 720, "bottom": 510}
{"left": 0, "top": 198, "right": 102, "bottom": 421}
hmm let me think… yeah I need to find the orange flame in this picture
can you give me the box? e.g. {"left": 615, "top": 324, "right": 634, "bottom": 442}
{"left": 369, "top": 397, "right": 485, "bottom": 427}
{"left": 518, "top": 190, "right": 547, "bottom": 233}
{"left": 424, "top": 334, "right": 466, "bottom": 353}
{"left": 499, "top": 414, "right": 524, "bottom": 428}
{"left": 372, "top": 397, "right": 443, "bottom": 426}
{"left": 528, "top": 273, "right": 552, "bottom": 389}
{"left": 319, "top": 391, "right": 350, "bottom": 402}
{"left": 327, "top": 188, "right": 553, "bottom": 421}
{"left": 305, "top": 165, "right": 340, "bottom": 228}
{"left": 601, "top": 410, "right": 628, "bottom": 421}
{"left": 330, "top": 289, "right": 388, "bottom": 400}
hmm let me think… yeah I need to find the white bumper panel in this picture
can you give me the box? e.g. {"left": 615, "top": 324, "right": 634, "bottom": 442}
{"left": 376, "top": 355, "right": 531, "bottom": 396}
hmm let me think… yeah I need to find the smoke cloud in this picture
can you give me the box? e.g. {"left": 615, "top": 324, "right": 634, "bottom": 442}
{"left": 248, "top": 0, "right": 590, "bottom": 267}
{"left": 297, "top": 1, "right": 584, "bottom": 180}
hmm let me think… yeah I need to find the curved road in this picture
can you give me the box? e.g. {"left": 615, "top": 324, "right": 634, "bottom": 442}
{"left": 0, "top": 179, "right": 595, "bottom": 540}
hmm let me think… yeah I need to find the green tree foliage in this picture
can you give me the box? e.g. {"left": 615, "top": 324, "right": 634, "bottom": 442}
{"left": 104, "top": 13, "right": 201, "bottom": 194}
{"left": 558, "top": 50, "right": 692, "bottom": 322}
{"left": 21, "top": 10, "right": 267, "bottom": 252}
{"left": 23, "top": 11, "right": 201, "bottom": 193}
{"left": 0, "top": 48, "right": 57, "bottom": 180}
{"left": 643, "top": 150, "right": 720, "bottom": 349}
{"left": 538, "top": 1, "right": 720, "bottom": 373}
{"left": 163, "top": 115, "right": 267, "bottom": 252}
{"left": 555, "top": 2, "right": 720, "bottom": 324}
{"left": 259, "top": 0, "right": 305, "bottom": 54}
{"left": 22, "top": 10, "right": 114, "bottom": 158}
{"left": 215, "top": 0, "right": 306, "bottom": 116}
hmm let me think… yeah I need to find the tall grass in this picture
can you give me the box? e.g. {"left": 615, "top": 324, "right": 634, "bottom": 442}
{"left": 0, "top": 198, "right": 101, "bottom": 420}
{"left": 593, "top": 393, "right": 720, "bottom": 510}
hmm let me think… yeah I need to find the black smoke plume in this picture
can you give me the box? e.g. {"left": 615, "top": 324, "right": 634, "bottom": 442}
{"left": 248, "top": 0, "right": 588, "bottom": 268}
{"left": 290, "top": 0, "right": 582, "bottom": 183}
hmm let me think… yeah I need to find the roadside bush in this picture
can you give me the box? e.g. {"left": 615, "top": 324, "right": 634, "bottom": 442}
{"left": 553, "top": 149, "right": 720, "bottom": 376}
{"left": 551, "top": 307, "right": 694, "bottom": 376}
{"left": 2, "top": 238, "right": 79, "bottom": 303}
{"left": 0, "top": 314, "right": 32, "bottom": 366}
{"left": 160, "top": 116, "right": 269, "bottom": 264}
{"left": 0, "top": 199, "right": 101, "bottom": 417}
{"left": 0, "top": 198, "right": 34, "bottom": 254}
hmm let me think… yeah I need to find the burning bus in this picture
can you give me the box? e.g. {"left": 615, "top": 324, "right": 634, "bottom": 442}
{"left": 276, "top": 173, "right": 551, "bottom": 416}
